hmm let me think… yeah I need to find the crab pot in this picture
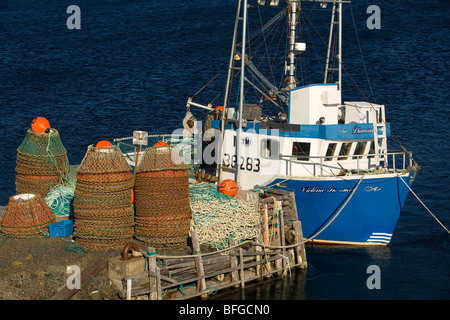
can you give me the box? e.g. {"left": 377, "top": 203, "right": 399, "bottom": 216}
{"left": 15, "top": 129, "right": 68, "bottom": 197}
{"left": 134, "top": 145, "right": 191, "bottom": 248}
{"left": 0, "top": 193, "right": 56, "bottom": 238}
{"left": 73, "top": 145, "right": 135, "bottom": 251}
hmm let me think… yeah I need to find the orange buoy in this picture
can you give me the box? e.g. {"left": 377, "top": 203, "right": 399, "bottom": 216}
{"left": 131, "top": 186, "right": 135, "bottom": 204}
{"left": 214, "top": 106, "right": 224, "bottom": 112}
{"left": 218, "top": 179, "right": 238, "bottom": 197}
{"left": 95, "top": 140, "right": 113, "bottom": 148}
{"left": 31, "top": 117, "right": 50, "bottom": 133}
{"left": 153, "top": 141, "right": 169, "bottom": 147}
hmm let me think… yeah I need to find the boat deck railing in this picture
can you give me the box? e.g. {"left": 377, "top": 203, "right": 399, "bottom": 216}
{"left": 114, "top": 134, "right": 185, "bottom": 153}
{"left": 114, "top": 134, "right": 198, "bottom": 168}
{"left": 115, "top": 136, "right": 414, "bottom": 177}
{"left": 279, "top": 150, "right": 414, "bottom": 176}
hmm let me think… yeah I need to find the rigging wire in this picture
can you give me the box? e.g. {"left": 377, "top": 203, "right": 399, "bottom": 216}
{"left": 299, "top": 8, "right": 417, "bottom": 167}
{"left": 349, "top": 3, "right": 376, "bottom": 102}
{"left": 399, "top": 176, "right": 450, "bottom": 235}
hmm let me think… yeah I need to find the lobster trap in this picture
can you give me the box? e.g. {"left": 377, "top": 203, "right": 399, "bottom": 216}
{"left": 15, "top": 129, "right": 69, "bottom": 197}
{"left": 0, "top": 193, "right": 56, "bottom": 238}
{"left": 73, "top": 145, "right": 135, "bottom": 251}
{"left": 134, "top": 145, "right": 191, "bottom": 248}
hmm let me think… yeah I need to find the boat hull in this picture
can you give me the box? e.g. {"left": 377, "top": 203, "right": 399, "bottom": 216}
{"left": 270, "top": 171, "right": 415, "bottom": 245}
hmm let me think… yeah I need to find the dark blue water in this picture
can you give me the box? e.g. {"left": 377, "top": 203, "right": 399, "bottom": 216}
{"left": 0, "top": 0, "right": 448, "bottom": 300}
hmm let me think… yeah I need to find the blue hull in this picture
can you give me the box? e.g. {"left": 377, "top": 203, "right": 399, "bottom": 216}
{"left": 272, "top": 172, "right": 415, "bottom": 245}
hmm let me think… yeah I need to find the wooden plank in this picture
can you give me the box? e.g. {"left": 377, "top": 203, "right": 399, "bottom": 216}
{"left": 126, "top": 279, "right": 132, "bottom": 300}
{"left": 262, "top": 203, "right": 270, "bottom": 246}
{"left": 191, "top": 231, "right": 206, "bottom": 295}
{"left": 229, "top": 240, "right": 239, "bottom": 285}
{"left": 274, "top": 201, "right": 282, "bottom": 275}
{"left": 292, "top": 221, "right": 307, "bottom": 268}
{"left": 278, "top": 201, "right": 287, "bottom": 275}
{"left": 255, "top": 245, "right": 261, "bottom": 278}
{"left": 50, "top": 248, "right": 118, "bottom": 300}
{"left": 239, "top": 248, "right": 245, "bottom": 288}
{"left": 265, "top": 188, "right": 290, "bottom": 196}
{"left": 147, "top": 247, "right": 157, "bottom": 300}
{"left": 156, "top": 267, "right": 162, "bottom": 300}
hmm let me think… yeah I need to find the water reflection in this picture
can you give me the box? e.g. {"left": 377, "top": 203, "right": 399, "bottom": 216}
{"left": 209, "top": 268, "right": 307, "bottom": 300}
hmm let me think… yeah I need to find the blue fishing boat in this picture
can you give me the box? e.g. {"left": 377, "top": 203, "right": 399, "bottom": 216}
{"left": 117, "top": 0, "right": 419, "bottom": 245}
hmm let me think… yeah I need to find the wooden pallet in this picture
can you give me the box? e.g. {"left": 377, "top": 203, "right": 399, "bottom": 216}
{"left": 118, "top": 192, "right": 307, "bottom": 300}
{"left": 121, "top": 238, "right": 306, "bottom": 299}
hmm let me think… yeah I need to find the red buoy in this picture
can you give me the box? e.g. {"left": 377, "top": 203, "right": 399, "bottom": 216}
{"left": 31, "top": 117, "right": 50, "bottom": 133}
{"left": 95, "top": 140, "right": 113, "bottom": 148}
{"left": 153, "top": 141, "right": 169, "bottom": 147}
{"left": 218, "top": 179, "right": 238, "bottom": 197}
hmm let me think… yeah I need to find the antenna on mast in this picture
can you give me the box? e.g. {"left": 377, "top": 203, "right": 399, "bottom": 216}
{"left": 285, "top": 0, "right": 302, "bottom": 90}
{"left": 324, "top": 0, "right": 343, "bottom": 93}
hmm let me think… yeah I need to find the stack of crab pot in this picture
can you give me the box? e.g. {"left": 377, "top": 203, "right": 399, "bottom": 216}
{"left": 73, "top": 141, "right": 135, "bottom": 250}
{"left": 134, "top": 143, "right": 191, "bottom": 248}
{"left": 15, "top": 117, "right": 69, "bottom": 197}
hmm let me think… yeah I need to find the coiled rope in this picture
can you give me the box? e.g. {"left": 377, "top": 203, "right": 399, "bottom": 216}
{"left": 44, "top": 185, "right": 75, "bottom": 217}
{"left": 189, "top": 183, "right": 261, "bottom": 250}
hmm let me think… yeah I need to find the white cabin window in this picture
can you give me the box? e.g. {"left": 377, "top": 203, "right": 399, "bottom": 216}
{"left": 292, "top": 142, "right": 310, "bottom": 161}
{"left": 261, "top": 139, "right": 279, "bottom": 158}
{"left": 367, "top": 141, "right": 375, "bottom": 158}
{"left": 325, "top": 143, "right": 337, "bottom": 161}
{"left": 338, "top": 142, "right": 352, "bottom": 160}
{"left": 352, "top": 141, "right": 367, "bottom": 159}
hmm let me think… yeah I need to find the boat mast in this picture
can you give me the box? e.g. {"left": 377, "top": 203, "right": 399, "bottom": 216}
{"left": 338, "top": 0, "right": 342, "bottom": 92}
{"left": 324, "top": 2, "right": 336, "bottom": 83}
{"left": 324, "top": 0, "right": 342, "bottom": 93}
{"left": 218, "top": 0, "right": 242, "bottom": 184}
{"left": 235, "top": 0, "right": 248, "bottom": 186}
{"left": 217, "top": 0, "right": 248, "bottom": 186}
{"left": 287, "top": 0, "right": 300, "bottom": 90}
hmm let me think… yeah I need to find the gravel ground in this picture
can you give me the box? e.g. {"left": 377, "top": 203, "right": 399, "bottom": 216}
{"left": 0, "top": 206, "right": 124, "bottom": 300}
{"left": 0, "top": 232, "right": 123, "bottom": 300}
{"left": 0, "top": 206, "right": 194, "bottom": 301}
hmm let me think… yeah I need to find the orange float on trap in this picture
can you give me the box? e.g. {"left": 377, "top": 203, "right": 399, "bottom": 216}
{"left": 218, "top": 179, "right": 238, "bottom": 197}
{"left": 95, "top": 140, "right": 113, "bottom": 148}
{"left": 31, "top": 117, "right": 50, "bottom": 133}
{"left": 153, "top": 141, "right": 169, "bottom": 147}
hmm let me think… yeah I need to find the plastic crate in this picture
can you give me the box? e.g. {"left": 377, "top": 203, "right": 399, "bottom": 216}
{"left": 48, "top": 220, "right": 74, "bottom": 237}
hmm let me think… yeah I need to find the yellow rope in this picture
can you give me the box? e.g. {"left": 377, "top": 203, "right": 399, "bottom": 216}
{"left": 305, "top": 175, "right": 364, "bottom": 242}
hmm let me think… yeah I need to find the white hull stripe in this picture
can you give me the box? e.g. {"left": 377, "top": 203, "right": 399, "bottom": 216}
{"left": 367, "top": 233, "right": 392, "bottom": 243}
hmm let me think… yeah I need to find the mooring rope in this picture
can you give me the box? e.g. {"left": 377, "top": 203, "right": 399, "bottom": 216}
{"left": 305, "top": 175, "right": 364, "bottom": 242}
{"left": 399, "top": 175, "right": 450, "bottom": 234}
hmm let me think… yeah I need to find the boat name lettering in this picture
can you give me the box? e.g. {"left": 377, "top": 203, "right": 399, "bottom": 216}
{"left": 364, "top": 186, "right": 382, "bottom": 192}
{"left": 301, "top": 187, "right": 324, "bottom": 193}
{"left": 301, "top": 186, "right": 354, "bottom": 193}
{"left": 352, "top": 126, "right": 375, "bottom": 134}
